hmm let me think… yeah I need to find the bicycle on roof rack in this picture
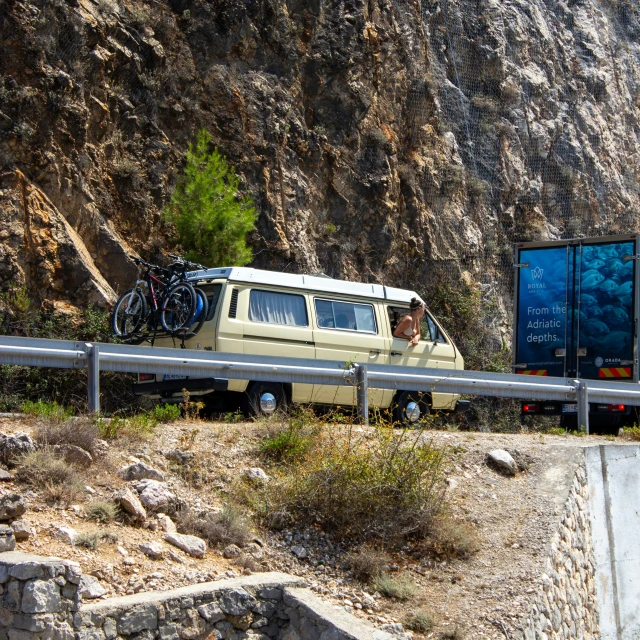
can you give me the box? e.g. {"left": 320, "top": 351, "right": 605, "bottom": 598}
{"left": 111, "top": 254, "right": 209, "bottom": 343}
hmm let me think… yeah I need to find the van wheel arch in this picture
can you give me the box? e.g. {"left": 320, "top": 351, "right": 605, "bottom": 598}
{"left": 393, "top": 390, "right": 432, "bottom": 425}
{"left": 242, "top": 381, "right": 288, "bottom": 417}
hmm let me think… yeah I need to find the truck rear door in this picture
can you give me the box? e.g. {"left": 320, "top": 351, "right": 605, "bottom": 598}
{"left": 515, "top": 236, "right": 638, "bottom": 382}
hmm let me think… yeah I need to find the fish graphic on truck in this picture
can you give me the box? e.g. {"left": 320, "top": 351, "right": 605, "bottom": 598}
{"left": 514, "top": 234, "right": 638, "bottom": 428}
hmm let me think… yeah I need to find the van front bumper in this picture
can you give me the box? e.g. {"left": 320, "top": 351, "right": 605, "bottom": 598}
{"left": 132, "top": 378, "right": 228, "bottom": 398}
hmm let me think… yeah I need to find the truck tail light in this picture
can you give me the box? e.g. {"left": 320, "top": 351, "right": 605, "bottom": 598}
{"left": 523, "top": 403, "right": 541, "bottom": 413}
{"left": 139, "top": 373, "right": 155, "bottom": 381}
{"left": 608, "top": 404, "right": 625, "bottom": 412}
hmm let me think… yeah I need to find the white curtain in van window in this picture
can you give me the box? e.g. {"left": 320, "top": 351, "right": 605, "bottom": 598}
{"left": 249, "top": 290, "right": 308, "bottom": 326}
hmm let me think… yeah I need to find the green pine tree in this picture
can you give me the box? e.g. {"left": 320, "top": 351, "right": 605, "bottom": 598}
{"left": 163, "top": 129, "right": 257, "bottom": 267}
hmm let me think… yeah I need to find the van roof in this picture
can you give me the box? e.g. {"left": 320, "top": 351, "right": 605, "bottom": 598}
{"left": 187, "top": 267, "right": 422, "bottom": 305}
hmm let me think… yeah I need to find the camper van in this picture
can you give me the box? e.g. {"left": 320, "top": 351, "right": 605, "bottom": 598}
{"left": 132, "top": 267, "right": 467, "bottom": 423}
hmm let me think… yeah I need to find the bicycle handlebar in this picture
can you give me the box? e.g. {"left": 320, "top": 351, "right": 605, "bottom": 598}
{"left": 167, "top": 254, "right": 206, "bottom": 271}
{"left": 130, "top": 254, "right": 205, "bottom": 276}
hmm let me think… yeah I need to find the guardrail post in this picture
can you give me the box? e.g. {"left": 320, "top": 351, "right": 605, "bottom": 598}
{"left": 355, "top": 364, "right": 368, "bottom": 425}
{"left": 575, "top": 379, "right": 589, "bottom": 435}
{"left": 86, "top": 343, "right": 100, "bottom": 414}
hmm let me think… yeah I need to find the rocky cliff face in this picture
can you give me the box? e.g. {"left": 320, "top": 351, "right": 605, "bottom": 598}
{"left": 1, "top": 0, "right": 639, "bottom": 317}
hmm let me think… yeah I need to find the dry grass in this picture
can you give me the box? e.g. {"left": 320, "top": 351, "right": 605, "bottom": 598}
{"left": 178, "top": 503, "right": 253, "bottom": 548}
{"left": 33, "top": 417, "right": 99, "bottom": 456}
{"left": 17, "top": 448, "right": 84, "bottom": 504}
{"left": 421, "top": 516, "right": 481, "bottom": 559}
{"left": 74, "top": 531, "right": 118, "bottom": 550}
{"left": 374, "top": 572, "right": 419, "bottom": 601}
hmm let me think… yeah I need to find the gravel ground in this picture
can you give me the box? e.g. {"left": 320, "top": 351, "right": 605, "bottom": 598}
{"left": 0, "top": 416, "right": 617, "bottom": 639}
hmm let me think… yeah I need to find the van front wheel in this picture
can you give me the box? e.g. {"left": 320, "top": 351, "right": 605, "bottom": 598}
{"left": 242, "top": 382, "right": 286, "bottom": 417}
{"left": 394, "top": 391, "right": 430, "bottom": 425}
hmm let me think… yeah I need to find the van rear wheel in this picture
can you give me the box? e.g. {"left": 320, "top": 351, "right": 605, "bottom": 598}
{"left": 242, "top": 382, "right": 286, "bottom": 418}
{"left": 394, "top": 391, "right": 430, "bottom": 426}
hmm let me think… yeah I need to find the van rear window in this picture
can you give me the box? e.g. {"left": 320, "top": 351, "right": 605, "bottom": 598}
{"left": 315, "top": 299, "right": 377, "bottom": 333}
{"left": 249, "top": 289, "right": 308, "bottom": 326}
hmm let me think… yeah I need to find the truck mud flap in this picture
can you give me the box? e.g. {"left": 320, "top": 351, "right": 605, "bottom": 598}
{"left": 454, "top": 400, "right": 471, "bottom": 413}
{"left": 132, "top": 378, "right": 228, "bottom": 397}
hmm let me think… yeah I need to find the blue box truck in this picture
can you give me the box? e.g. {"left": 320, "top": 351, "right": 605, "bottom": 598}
{"left": 513, "top": 234, "right": 639, "bottom": 429}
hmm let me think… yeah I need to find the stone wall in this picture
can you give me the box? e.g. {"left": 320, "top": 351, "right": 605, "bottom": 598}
{"left": 0, "top": 553, "right": 404, "bottom": 640}
{"left": 0, "top": 551, "right": 81, "bottom": 640}
{"left": 517, "top": 463, "right": 599, "bottom": 640}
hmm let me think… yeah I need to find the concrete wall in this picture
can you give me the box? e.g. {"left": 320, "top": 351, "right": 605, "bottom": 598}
{"left": 585, "top": 445, "right": 640, "bottom": 640}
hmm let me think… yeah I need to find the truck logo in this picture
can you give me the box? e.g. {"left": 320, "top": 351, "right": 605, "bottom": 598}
{"left": 531, "top": 267, "right": 544, "bottom": 280}
{"left": 595, "top": 357, "right": 604, "bottom": 367}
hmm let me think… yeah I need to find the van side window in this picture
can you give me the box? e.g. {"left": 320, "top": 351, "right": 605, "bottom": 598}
{"left": 249, "top": 289, "right": 308, "bottom": 327}
{"left": 315, "top": 299, "right": 377, "bottom": 333}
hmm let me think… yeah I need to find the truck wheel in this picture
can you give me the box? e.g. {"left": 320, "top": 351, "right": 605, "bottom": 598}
{"left": 242, "top": 382, "right": 286, "bottom": 417}
{"left": 394, "top": 391, "right": 430, "bottom": 425}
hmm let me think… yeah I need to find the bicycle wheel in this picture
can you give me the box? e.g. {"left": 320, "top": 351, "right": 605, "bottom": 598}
{"left": 160, "top": 282, "right": 197, "bottom": 332}
{"left": 185, "top": 288, "right": 209, "bottom": 337}
{"left": 112, "top": 289, "right": 147, "bottom": 338}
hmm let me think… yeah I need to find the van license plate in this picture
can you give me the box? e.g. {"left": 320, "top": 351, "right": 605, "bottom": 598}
{"left": 562, "top": 404, "right": 577, "bottom": 413}
{"left": 163, "top": 374, "right": 187, "bottom": 381}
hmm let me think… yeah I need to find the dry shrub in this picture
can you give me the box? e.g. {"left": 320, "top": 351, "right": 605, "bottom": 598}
{"left": 404, "top": 609, "right": 434, "bottom": 633}
{"left": 374, "top": 572, "right": 418, "bottom": 601}
{"left": 422, "top": 517, "right": 480, "bottom": 559}
{"left": 75, "top": 531, "right": 118, "bottom": 550}
{"left": 34, "top": 417, "right": 99, "bottom": 455}
{"left": 440, "top": 626, "right": 465, "bottom": 639}
{"left": 178, "top": 504, "right": 252, "bottom": 548}
{"left": 346, "top": 547, "right": 390, "bottom": 583}
{"left": 263, "top": 426, "right": 448, "bottom": 544}
{"left": 17, "top": 449, "right": 84, "bottom": 504}
{"left": 86, "top": 500, "right": 118, "bottom": 523}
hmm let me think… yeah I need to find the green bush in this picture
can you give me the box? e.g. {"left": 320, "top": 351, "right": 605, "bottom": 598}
{"left": 21, "top": 400, "right": 73, "bottom": 422}
{"left": 97, "top": 412, "right": 157, "bottom": 440}
{"left": 153, "top": 403, "right": 181, "bottom": 422}
{"left": 262, "top": 426, "right": 448, "bottom": 543}
{"left": 163, "top": 129, "right": 257, "bottom": 267}
{"left": 258, "top": 407, "right": 319, "bottom": 465}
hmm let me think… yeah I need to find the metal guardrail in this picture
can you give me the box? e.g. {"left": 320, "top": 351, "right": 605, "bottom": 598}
{"left": 2, "top": 335, "right": 640, "bottom": 433}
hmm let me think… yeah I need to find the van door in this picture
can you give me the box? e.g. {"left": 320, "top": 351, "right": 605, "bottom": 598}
{"left": 386, "top": 306, "right": 458, "bottom": 409}
{"left": 241, "top": 288, "right": 315, "bottom": 403}
{"left": 311, "top": 298, "right": 388, "bottom": 407}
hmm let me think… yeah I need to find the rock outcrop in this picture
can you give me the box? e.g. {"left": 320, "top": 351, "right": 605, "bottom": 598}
{"left": 1, "top": 0, "right": 639, "bottom": 317}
